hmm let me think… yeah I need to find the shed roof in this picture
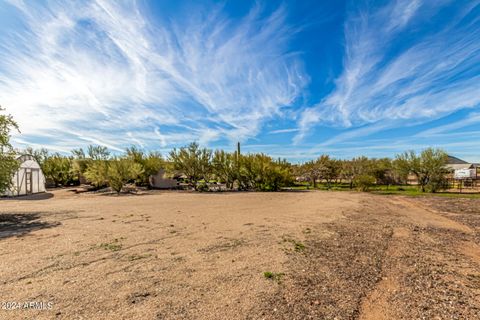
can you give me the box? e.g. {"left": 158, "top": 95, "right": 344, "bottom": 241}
{"left": 16, "top": 154, "right": 36, "bottom": 163}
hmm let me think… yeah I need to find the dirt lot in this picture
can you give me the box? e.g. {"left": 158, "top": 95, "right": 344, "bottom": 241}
{"left": 1, "top": 190, "right": 479, "bottom": 319}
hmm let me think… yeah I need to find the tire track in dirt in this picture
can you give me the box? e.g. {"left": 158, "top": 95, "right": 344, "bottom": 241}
{"left": 258, "top": 195, "right": 480, "bottom": 319}
{"left": 359, "top": 227, "right": 410, "bottom": 320}
{"left": 256, "top": 205, "right": 394, "bottom": 320}
{"left": 387, "top": 196, "right": 473, "bottom": 234}
{"left": 359, "top": 196, "right": 480, "bottom": 319}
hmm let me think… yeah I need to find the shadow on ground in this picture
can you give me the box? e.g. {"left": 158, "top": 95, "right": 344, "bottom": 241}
{"left": 0, "top": 192, "right": 54, "bottom": 201}
{"left": 0, "top": 212, "right": 60, "bottom": 239}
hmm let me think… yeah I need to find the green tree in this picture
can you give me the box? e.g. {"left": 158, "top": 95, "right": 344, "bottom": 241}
{"left": 24, "top": 147, "right": 49, "bottom": 166}
{"left": 71, "top": 145, "right": 112, "bottom": 184}
{"left": 125, "top": 146, "right": 164, "bottom": 186}
{"left": 317, "top": 156, "right": 341, "bottom": 190}
{"left": 84, "top": 158, "right": 143, "bottom": 193}
{"left": 353, "top": 174, "right": 376, "bottom": 191}
{"left": 87, "top": 145, "right": 110, "bottom": 160}
{"left": 212, "top": 150, "right": 237, "bottom": 189}
{"left": 169, "top": 142, "right": 212, "bottom": 190}
{"left": 300, "top": 160, "right": 322, "bottom": 188}
{"left": 370, "top": 158, "right": 394, "bottom": 185}
{"left": 71, "top": 147, "right": 90, "bottom": 182}
{"left": 106, "top": 158, "right": 144, "bottom": 194}
{"left": 0, "top": 107, "right": 19, "bottom": 194}
{"left": 84, "top": 160, "right": 109, "bottom": 188}
{"left": 341, "top": 157, "right": 374, "bottom": 189}
{"left": 238, "top": 154, "right": 292, "bottom": 191}
{"left": 42, "top": 153, "right": 76, "bottom": 187}
{"left": 395, "top": 148, "right": 448, "bottom": 192}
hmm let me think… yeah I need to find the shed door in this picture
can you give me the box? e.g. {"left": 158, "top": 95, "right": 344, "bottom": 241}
{"left": 25, "top": 171, "right": 33, "bottom": 194}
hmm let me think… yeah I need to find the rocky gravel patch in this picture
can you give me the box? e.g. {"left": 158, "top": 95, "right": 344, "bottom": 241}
{"left": 256, "top": 212, "right": 394, "bottom": 319}
{"left": 255, "top": 198, "right": 480, "bottom": 319}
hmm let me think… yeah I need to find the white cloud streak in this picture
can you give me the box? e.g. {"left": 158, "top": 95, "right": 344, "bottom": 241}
{"left": 295, "top": 0, "right": 480, "bottom": 143}
{"left": 0, "top": 0, "right": 307, "bottom": 151}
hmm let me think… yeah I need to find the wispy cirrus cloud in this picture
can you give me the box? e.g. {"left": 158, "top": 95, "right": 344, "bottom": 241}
{"left": 0, "top": 0, "right": 307, "bottom": 151}
{"left": 416, "top": 112, "right": 480, "bottom": 137}
{"left": 295, "top": 0, "right": 480, "bottom": 144}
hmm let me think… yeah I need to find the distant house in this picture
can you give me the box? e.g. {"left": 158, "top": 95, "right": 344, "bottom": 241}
{"left": 445, "top": 156, "right": 478, "bottom": 182}
{"left": 2, "top": 154, "right": 46, "bottom": 197}
{"left": 406, "top": 155, "right": 479, "bottom": 185}
{"left": 446, "top": 163, "right": 476, "bottom": 171}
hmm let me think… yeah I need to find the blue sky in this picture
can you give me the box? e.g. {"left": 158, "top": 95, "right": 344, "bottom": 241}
{"left": 0, "top": 0, "right": 479, "bottom": 162}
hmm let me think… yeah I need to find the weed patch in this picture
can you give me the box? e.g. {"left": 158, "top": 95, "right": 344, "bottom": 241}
{"left": 96, "top": 238, "right": 123, "bottom": 251}
{"left": 127, "top": 253, "right": 152, "bottom": 261}
{"left": 282, "top": 236, "right": 306, "bottom": 252}
{"left": 263, "top": 271, "right": 285, "bottom": 283}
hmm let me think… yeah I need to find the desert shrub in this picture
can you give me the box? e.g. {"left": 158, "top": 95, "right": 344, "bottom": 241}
{"left": 169, "top": 142, "right": 212, "bottom": 190}
{"left": 238, "top": 154, "right": 292, "bottom": 191}
{"left": 0, "top": 152, "right": 19, "bottom": 194}
{"left": 212, "top": 150, "right": 238, "bottom": 189}
{"left": 353, "top": 174, "right": 376, "bottom": 191}
{"left": 84, "top": 158, "right": 143, "bottom": 193}
{"left": 126, "top": 146, "right": 164, "bottom": 186}
{"left": 370, "top": 158, "right": 396, "bottom": 185}
{"left": 70, "top": 145, "right": 113, "bottom": 185}
{"left": 340, "top": 157, "right": 372, "bottom": 189}
{"left": 196, "top": 182, "right": 209, "bottom": 192}
{"left": 0, "top": 107, "right": 19, "bottom": 194}
{"left": 395, "top": 148, "right": 448, "bottom": 192}
{"left": 105, "top": 158, "right": 144, "bottom": 193}
{"left": 42, "top": 154, "right": 76, "bottom": 187}
{"left": 84, "top": 160, "right": 109, "bottom": 188}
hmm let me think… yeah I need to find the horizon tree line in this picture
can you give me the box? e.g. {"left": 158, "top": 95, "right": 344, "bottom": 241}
{"left": 0, "top": 108, "right": 451, "bottom": 194}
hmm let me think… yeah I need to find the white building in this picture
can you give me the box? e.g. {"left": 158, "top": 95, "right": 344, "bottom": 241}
{"left": 3, "top": 154, "right": 46, "bottom": 196}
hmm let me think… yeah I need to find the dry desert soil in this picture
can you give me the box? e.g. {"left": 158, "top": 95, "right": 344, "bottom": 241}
{"left": 1, "top": 189, "right": 480, "bottom": 319}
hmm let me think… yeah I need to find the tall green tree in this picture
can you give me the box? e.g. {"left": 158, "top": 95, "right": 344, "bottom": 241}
{"left": 212, "top": 150, "right": 237, "bottom": 189}
{"left": 126, "top": 146, "right": 164, "bottom": 186}
{"left": 238, "top": 154, "right": 292, "bottom": 191}
{"left": 84, "top": 157, "right": 143, "bottom": 193}
{"left": 301, "top": 155, "right": 341, "bottom": 189}
{"left": 84, "top": 160, "right": 109, "bottom": 188}
{"left": 395, "top": 148, "right": 448, "bottom": 192}
{"left": 0, "top": 107, "right": 19, "bottom": 194}
{"left": 300, "top": 160, "right": 322, "bottom": 188}
{"left": 341, "top": 157, "right": 373, "bottom": 189}
{"left": 70, "top": 145, "right": 112, "bottom": 184}
{"left": 42, "top": 153, "right": 76, "bottom": 187}
{"left": 24, "top": 147, "right": 49, "bottom": 166}
{"left": 169, "top": 142, "right": 212, "bottom": 190}
{"left": 106, "top": 158, "right": 144, "bottom": 194}
{"left": 87, "top": 145, "right": 110, "bottom": 160}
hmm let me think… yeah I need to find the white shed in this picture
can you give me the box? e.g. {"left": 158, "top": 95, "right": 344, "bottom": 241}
{"left": 3, "top": 154, "right": 46, "bottom": 196}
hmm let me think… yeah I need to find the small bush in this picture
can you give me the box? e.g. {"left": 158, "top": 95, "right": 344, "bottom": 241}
{"left": 196, "top": 183, "right": 209, "bottom": 192}
{"left": 353, "top": 174, "right": 376, "bottom": 191}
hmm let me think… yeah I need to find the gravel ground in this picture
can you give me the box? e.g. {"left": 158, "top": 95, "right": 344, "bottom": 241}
{"left": 257, "top": 196, "right": 480, "bottom": 320}
{"left": 1, "top": 191, "right": 479, "bottom": 319}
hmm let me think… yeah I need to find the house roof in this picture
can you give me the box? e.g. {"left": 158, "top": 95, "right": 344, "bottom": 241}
{"left": 447, "top": 155, "right": 469, "bottom": 164}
